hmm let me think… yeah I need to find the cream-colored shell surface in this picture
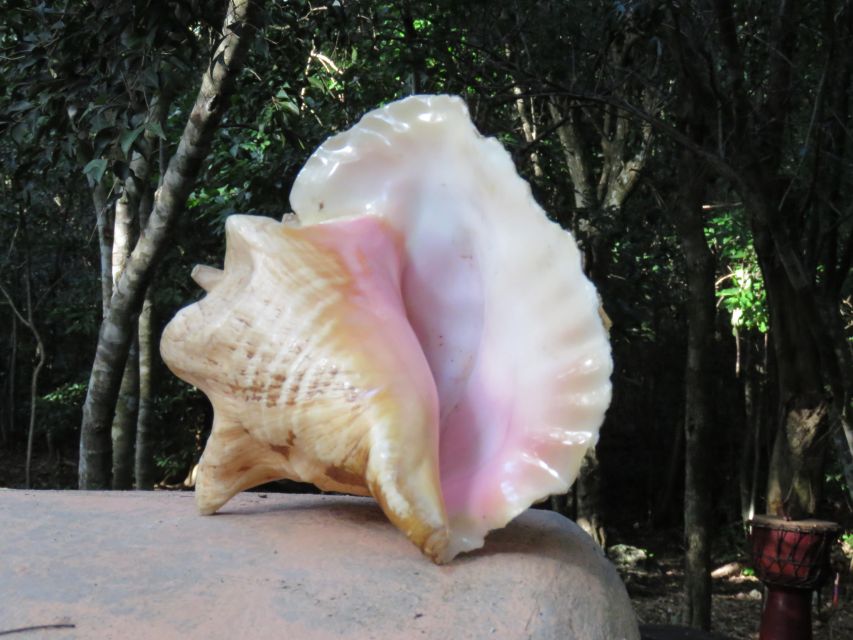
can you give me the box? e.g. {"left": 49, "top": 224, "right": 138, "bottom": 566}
{"left": 161, "top": 215, "right": 449, "bottom": 558}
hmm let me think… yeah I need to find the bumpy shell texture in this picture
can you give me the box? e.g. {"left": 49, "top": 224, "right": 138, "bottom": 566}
{"left": 160, "top": 95, "right": 612, "bottom": 563}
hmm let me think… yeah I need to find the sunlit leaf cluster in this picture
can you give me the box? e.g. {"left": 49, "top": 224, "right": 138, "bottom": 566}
{"left": 705, "top": 209, "right": 769, "bottom": 333}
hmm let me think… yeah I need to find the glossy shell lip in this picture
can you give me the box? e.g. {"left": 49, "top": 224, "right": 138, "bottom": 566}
{"left": 160, "top": 95, "right": 612, "bottom": 563}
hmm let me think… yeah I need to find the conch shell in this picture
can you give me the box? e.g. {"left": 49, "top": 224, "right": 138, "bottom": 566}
{"left": 160, "top": 95, "right": 612, "bottom": 563}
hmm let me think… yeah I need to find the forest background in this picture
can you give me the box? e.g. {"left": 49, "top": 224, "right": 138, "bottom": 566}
{"left": 1, "top": 0, "right": 852, "bottom": 633}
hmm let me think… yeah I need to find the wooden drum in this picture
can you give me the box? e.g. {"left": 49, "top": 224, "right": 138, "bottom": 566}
{"left": 748, "top": 516, "right": 840, "bottom": 589}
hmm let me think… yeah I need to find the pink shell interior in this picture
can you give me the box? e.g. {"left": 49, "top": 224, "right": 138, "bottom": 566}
{"left": 291, "top": 96, "right": 612, "bottom": 557}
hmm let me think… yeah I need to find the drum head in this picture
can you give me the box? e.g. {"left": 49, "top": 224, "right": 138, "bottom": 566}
{"left": 749, "top": 515, "right": 841, "bottom": 533}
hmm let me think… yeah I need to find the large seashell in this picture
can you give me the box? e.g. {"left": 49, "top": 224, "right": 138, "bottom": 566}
{"left": 160, "top": 95, "right": 612, "bottom": 563}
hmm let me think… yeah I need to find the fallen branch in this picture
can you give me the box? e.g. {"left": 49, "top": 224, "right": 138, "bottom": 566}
{"left": 0, "top": 624, "right": 76, "bottom": 636}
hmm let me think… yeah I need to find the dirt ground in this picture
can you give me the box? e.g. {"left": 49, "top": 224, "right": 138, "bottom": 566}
{"left": 618, "top": 540, "right": 853, "bottom": 640}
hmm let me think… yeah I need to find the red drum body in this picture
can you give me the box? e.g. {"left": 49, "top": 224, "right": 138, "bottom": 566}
{"left": 748, "top": 516, "right": 840, "bottom": 640}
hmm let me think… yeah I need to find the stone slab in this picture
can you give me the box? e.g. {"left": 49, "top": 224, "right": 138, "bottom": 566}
{"left": 0, "top": 490, "right": 640, "bottom": 639}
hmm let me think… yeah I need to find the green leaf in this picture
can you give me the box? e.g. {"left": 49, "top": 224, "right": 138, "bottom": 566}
{"left": 11, "top": 122, "right": 28, "bottom": 145}
{"left": 141, "top": 67, "right": 160, "bottom": 89}
{"left": 8, "top": 100, "right": 34, "bottom": 113}
{"left": 83, "top": 158, "right": 108, "bottom": 184}
{"left": 120, "top": 125, "right": 145, "bottom": 156}
{"left": 144, "top": 28, "right": 158, "bottom": 49}
{"left": 144, "top": 121, "right": 167, "bottom": 140}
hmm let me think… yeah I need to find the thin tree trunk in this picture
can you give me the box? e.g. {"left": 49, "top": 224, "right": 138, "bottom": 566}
{"left": 823, "top": 287, "right": 853, "bottom": 504}
{"left": 3, "top": 315, "right": 16, "bottom": 443}
{"left": 512, "top": 87, "right": 543, "bottom": 178}
{"left": 739, "top": 377, "right": 755, "bottom": 521}
{"left": 739, "top": 333, "right": 758, "bottom": 522}
{"left": 93, "top": 182, "right": 112, "bottom": 319}
{"left": 834, "top": 424, "right": 853, "bottom": 504}
{"left": 400, "top": 0, "right": 424, "bottom": 94}
{"left": 0, "top": 266, "right": 45, "bottom": 489}
{"left": 135, "top": 289, "right": 155, "bottom": 488}
{"left": 111, "top": 338, "right": 139, "bottom": 489}
{"left": 134, "top": 128, "right": 161, "bottom": 490}
{"left": 749, "top": 335, "right": 771, "bottom": 520}
{"left": 656, "top": 413, "right": 684, "bottom": 522}
{"left": 109, "top": 195, "right": 139, "bottom": 489}
{"left": 548, "top": 100, "right": 596, "bottom": 210}
{"left": 23, "top": 273, "right": 45, "bottom": 490}
{"left": 672, "top": 150, "right": 715, "bottom": 631}
{"left": 78, "top": 0, "right": 260, "bottom": 488}
{"left": 111, "top": 196, "right": 134, "bottom": 283}
{"left": 26, "top": 337, "right": 45, "bottom": 489}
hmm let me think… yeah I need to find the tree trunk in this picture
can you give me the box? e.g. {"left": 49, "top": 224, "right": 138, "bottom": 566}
{"left": 833, "top": 426, "right": 853, "bottom": 506}
{"left": 93, "top": 181, "right": 112, "bottom": 319}
{"left": 133, "top": 139, "right": 158, "bottom": 490}
{"left": 821, "top": 278, "right": 853, "bottom": 505}
{"left": 655, "top": 412, "right": 684, "bottom": 522}
{"left": 671, "top": 150, "right": 715, "bottom": 631}
{"left": 575, "top": 448, "right": 606, "bottom": 548}
{"left": 78, "top": 0, "right": 260, "bottom": 488}
{"left": 400, "top": 0, "right": 425, "bottom": 94}
{"left": 738, "top": 335, "right": 765, "bottom": 522}
{"left": 766, "top": 397, "right": 830, "bottom": 518}
{"left": 110, "top": 196, "right": 134, "bottom": 283}
{"left": 751, "top": 211, "right": 831, "bottom": 519}
{"left": 24, "top": 345, "right": 45, "bottom": 489}
{"left": 23, "top": 279, "right": 45, "bottom": 491}
{"left": 0, "top": 257, "right": 45, "bottom": 489}
{"left": 3, "top": 315, "right": 16, "bottom": 443}
{"left": 512, "top": 88, "right": 543, "bottom": 178}
{"left": 109, "top": 195, "right": 138, "bottom": 489}
{"left": 111, "top": 338, "right": 139, "bottom": 489}
{"left": 548, "top": 100, "right": 596, "bottom": 211}
{"left": 135, "top": 290, "right": 156, "bottom": 489}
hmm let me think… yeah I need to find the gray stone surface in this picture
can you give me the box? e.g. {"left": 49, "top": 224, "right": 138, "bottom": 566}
{"left": 0, "top": 490, "right": 640, "bottom": 639}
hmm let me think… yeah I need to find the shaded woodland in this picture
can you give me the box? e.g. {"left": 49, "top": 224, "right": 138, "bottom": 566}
{"left": 1, "top": 0, "right": 852, "bottom": 632}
